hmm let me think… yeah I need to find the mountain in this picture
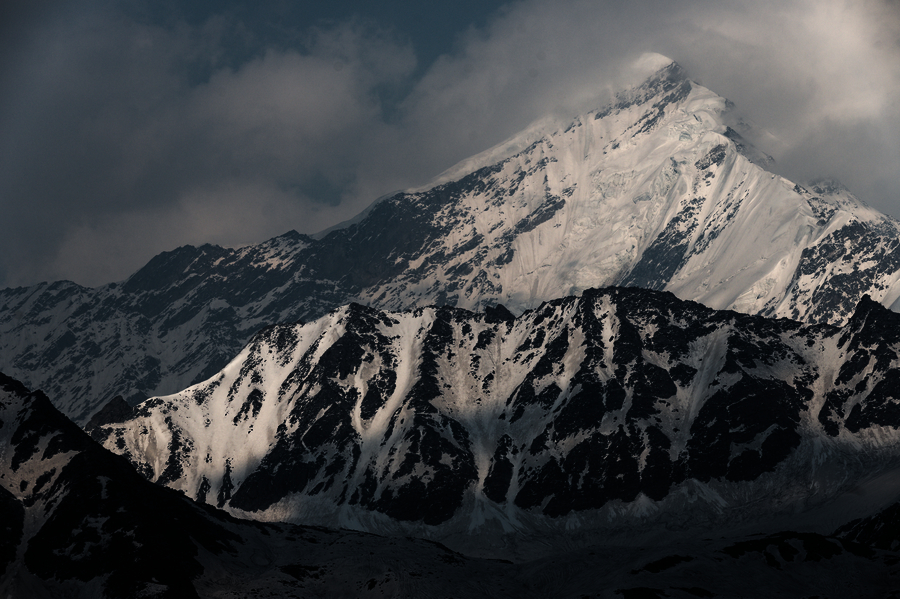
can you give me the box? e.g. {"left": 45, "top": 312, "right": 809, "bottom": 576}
{"left": 91, "top": 286, "right": 900, "bottom": 558}
{"left": 8, "top": 371, "right": 899, "bottom": 597}
{"left": 5, "top": 54, "right": 900, "bottom": 423}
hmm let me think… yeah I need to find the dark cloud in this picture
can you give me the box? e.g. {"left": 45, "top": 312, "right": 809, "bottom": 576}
{"left": 1, "top": 7, "right": 417, "bottom": 286}
{"left": 2, "top": 0, "right": 900, "bottom": 287}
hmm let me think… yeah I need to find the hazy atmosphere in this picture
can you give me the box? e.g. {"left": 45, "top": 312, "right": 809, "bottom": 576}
{"left": 3, "top": 0, "right": 900, "bottom": 288}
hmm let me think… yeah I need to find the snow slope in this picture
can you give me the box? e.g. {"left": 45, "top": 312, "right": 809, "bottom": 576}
{"left": 346, "top": 60, "right": 900, "bottom": 322}
{"left": 94, "top": 287, "right": 900, "bottom": 553}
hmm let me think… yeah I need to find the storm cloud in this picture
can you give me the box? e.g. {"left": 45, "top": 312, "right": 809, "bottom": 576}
{"left": 2, "top": 0, "right": 899, "bottom": 287}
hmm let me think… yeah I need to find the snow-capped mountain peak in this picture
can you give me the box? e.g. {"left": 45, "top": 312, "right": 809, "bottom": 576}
{"left": 4, "top": 57, "right": 900, "bottom": 424}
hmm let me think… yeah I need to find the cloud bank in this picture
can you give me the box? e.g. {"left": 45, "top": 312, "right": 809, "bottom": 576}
{"left": 2, "top": 0, "right": 899, "bottom": 287}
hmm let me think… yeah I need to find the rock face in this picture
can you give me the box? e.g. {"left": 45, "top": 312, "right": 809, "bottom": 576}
{"left": 5, "top": 56, "right": 900, "bottom": 424}
{"left": 94, "top": 287, "right": 900, "bottom": 544}
{"left": 837, "top": 501, "right": 900, "bottom": 553}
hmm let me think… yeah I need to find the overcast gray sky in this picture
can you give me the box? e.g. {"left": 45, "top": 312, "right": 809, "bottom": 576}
{"left": 3, "top": 0, "right": 900, "bottom": 288}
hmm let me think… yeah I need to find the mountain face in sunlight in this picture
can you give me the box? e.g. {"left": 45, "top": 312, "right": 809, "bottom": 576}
{"left": 4, "top": 59, "right": 900, "bottom": 430}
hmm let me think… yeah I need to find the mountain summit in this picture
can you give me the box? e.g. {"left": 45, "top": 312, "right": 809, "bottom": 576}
{"left": 3, "top": 56, "right": 900, "bottom": 422}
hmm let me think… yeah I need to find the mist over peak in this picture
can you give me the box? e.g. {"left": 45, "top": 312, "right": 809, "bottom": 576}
{"left": 2, "top": 1, "right": 899, "bottom": 290}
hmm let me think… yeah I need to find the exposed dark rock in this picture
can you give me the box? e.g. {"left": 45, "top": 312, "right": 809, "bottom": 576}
{"left": 85, "top": 395, "right": 133, "bottom": 432}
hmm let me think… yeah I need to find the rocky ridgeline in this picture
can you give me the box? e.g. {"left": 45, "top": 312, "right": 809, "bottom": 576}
{"left": 92, "top": 287, "right": 900, "bottom": 546}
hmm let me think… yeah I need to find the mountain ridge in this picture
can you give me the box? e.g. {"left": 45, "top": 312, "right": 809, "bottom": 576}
{"left": 4, "top": 56, "right": 900, "bottom": 423}
{"left": 92, "top": 286, "right": 900, "bottom": 558}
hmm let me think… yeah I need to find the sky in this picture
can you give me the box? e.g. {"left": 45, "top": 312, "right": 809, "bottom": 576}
{"left": 2, "top": 0, "right": 900, "bottom": 288}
